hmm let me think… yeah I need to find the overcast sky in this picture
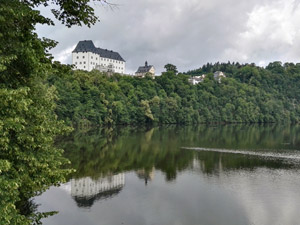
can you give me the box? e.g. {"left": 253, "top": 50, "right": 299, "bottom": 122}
{"left": 36, "top": 0, "right": 300, "bottom": 74}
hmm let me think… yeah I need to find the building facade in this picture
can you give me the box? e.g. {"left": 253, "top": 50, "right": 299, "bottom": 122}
{"left": 213, "top": 71, "right": 226, "bottom": 83}
{"left": 188, "top": 74, "right": 206, "bottom": 85}
{"left": 135, "top": 61, "right": 155, "bottom": 78}
{"left": 72, "top": 40, "right": 125, "bottom": 74}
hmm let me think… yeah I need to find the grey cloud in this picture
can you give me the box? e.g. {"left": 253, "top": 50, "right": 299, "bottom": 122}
{"left": 36, "top": 0, "right": 300, "bottom": 73}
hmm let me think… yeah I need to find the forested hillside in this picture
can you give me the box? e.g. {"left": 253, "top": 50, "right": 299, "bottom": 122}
{"left": 50, "top": 61, "right": 300, "bottom": 126}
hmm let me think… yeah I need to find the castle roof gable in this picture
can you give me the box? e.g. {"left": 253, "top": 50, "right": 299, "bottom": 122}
{"left": 73, "top": 40, "right": 125, "bottom": 62}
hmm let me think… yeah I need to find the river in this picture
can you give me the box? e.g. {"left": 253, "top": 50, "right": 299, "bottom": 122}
{"left": 34, "top": 124, "right": 300, "bottom": 225}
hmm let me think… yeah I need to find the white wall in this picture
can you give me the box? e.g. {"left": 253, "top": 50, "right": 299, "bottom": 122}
{"left": 71, "top": 173, "right": 125, "bottom": 198}
{"left": 72, "top": 52, "right": 126, "bottom": 74}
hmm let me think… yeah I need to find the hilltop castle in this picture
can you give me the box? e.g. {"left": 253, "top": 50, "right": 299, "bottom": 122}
{"left": 72, "top": 40, "right": 125, "bottom": 74}
{"left": 135, "top": 61, "right": 155, "bottom": 78}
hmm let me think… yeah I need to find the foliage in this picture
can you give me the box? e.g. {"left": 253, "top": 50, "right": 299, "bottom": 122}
{"left": 0, "top": 0, "right": 106, "bottom": 223}
{"left": 164, "top": 63, "right": 178, "bottom": 74}
{"left": 52, "top": 61, "right": 300, "bottom": 126}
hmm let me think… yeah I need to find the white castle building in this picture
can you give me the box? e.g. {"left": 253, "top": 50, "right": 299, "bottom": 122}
{"left": 72, "top": 40, "right": 125, "bottom": 74}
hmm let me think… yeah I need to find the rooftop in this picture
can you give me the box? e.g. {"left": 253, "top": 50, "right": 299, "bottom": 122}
{"left": 72, "top": 40, "right": 125, "bottom": 62}
{"left": 136, "top": 61, "right": 154, "bottom": 73}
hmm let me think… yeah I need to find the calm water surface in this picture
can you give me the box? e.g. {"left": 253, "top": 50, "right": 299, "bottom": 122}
{"left": 34, "top": 124, "right": 300, "bottom": 225}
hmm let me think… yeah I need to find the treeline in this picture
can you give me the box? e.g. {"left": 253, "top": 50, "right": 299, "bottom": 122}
{"left": 50, "top": 61, "right": 300, "bottom": 126}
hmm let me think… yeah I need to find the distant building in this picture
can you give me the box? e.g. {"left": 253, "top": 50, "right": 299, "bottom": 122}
{"left": 188, "top": 74, "right": 206, "bottom": 85}
{"left": 135, "top": 61, "right": 155, "bottom": 78}
{"left": 214, "top": 71, "right": 226, "bottom": 83}
{"left": 72, "top": 40, "right": 125, "bottom": 74}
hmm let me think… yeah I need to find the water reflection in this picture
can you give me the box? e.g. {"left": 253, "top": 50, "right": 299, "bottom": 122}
{"left": 136, "top": 168, "right": 155, "bottom": 185}
{"left": 35, "top": 124, "right": 300, "bottom": 225}
{"left": 60, "top": 124, "right": 300, "bottom": 180}
{"left": 71, "top": 173, "right": 125, "bottom": 208}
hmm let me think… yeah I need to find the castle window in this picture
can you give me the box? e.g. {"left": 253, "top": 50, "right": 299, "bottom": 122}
{"left": 76, "top": 56, "right": 79, "bottom": 59}
{"left": 83, "top": 56, "right": 85, "bottom": 59}
{"left": 84, "top": 61, "right": 86, "bottom": 64}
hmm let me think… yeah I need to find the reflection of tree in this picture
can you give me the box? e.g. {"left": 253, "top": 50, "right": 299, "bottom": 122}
{"left": 60, "top": 126, "right": 195, "bottom": 181}
{"left": 58, "top": 124, "right": 300, "bottom": 182}
{"left": 192, "top": 152, "right": 296, "bottom": 175}
{"left": 16, "top": 199, "right": 58, "bottom": 224}
{"left": 180, "top": 124, "right": 300, "bottom": 150}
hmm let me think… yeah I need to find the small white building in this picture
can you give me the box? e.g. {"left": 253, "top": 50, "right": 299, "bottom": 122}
{"left": 135, "top": 61, "right": 155, "bottom": 78}
{"left": 188, "top": 74, "right": 206, "bottom": 85}
{"left": 214, "top": 71, "right": 226, "bottom": 83}
{"left": 72, "top": 40, "right": 125, "bottom": 74}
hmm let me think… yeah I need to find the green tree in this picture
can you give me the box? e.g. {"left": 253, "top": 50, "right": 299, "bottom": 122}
{"left": 164, "top": 63, "right": 178, "bottom": 74}
{"left": 0, "top": 0, "right": 108, "bottom": 223}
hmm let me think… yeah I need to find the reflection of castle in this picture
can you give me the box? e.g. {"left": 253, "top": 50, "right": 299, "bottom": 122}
{"left": 136, "top": 168, "right": 155, "bottom": 185}
{"left": 71, "top": 173, "right": 125, "bottom": 208}
{"left": 192, "top": 158, "right": 224, "bottom": 173}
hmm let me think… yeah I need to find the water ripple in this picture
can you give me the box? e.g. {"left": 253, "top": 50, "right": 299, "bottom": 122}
{"left": 182, "top": 147, "right": 300, "bottom": 161}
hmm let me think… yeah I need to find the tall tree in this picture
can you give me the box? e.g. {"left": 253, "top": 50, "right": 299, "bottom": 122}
{"left": 164, "top": 63, "right": 178, "bottom": 74}
{"left": 0, "top": 0, "right": 109, "bottom": 223}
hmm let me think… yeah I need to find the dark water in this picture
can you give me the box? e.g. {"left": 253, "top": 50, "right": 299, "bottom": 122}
{"left": 34, "top": 124, "right": 300, "bottom": 225}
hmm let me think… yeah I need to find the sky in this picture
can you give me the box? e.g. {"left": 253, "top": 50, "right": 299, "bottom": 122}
{"left": 36, "top": 0, "right": 300, "bottom": 74}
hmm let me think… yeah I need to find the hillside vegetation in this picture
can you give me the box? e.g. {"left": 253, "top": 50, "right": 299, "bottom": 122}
{"left": 50, "top": 61, "right": 300, "bottom": 126}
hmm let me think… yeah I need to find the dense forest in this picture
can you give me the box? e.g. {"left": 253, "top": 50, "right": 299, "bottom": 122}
{"left": 50, "top": 61, "right": 300, "bottom": 126}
